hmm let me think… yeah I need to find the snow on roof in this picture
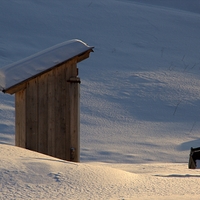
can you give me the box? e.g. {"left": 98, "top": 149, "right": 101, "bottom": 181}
{"left": 0, "top": 39, "right": 93, "bottom": 92}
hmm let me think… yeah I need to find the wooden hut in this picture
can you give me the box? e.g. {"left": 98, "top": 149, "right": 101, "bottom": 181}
{"left": 0, "top": 39, "right": 93, "bottom": 162}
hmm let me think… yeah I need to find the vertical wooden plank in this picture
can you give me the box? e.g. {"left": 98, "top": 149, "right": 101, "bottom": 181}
{"left": 67, "top": 60, "right": 80, "bottom": 162}
{"left": 65, "top": 60, "right": 78, "bottom": 161}
{"left": 15, "top": 93, "right": 20, "bottom": 147}
{"left": 26, "top": 78, "right": 38, "bottom": 151}
{"left": 47, "top": 70, "right": 56, "bottom": 157}
{"left": 15, "top": 90, "right": 26, "bottom": 148}
{"left": 64, "top": 63, "right": 70, "bottom": 161}
{"left": 38, "top": 73, "right": 48, "bottom": 154}
{"left": 69, "top": 76, "right": 80, "bottom": 162}
{"left": 54, "top": 64, "right": 67, "bottom": 160}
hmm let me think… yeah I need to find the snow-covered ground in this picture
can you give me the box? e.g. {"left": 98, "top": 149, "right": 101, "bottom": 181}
{"left": 1, "top": 0, "right": 200, "bottom": 199}
{"left": 1, "top": 144, "right": 200, "bottom": 200}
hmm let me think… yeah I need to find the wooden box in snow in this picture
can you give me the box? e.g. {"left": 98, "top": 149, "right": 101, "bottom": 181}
{"left": 0, "top": 39, "right": 93, "bottom": 162}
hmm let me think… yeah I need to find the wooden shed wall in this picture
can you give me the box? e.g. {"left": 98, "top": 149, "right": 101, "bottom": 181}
{"left": 15, "top": 59, "right": 80, "bottom": 161}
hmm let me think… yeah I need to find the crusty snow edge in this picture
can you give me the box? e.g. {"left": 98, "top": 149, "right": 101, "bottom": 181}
{"left": 0, "top": 39, "right": 93, "bottom": 91}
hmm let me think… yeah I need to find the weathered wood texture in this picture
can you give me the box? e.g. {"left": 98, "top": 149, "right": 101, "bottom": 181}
{"left": 15, "top": 58, "right": 80, "bottom": 161}
{"left": 69, "top": 77, "right": 80, "bottom": 162}
{"left": 15, "top": 89, "right": 26, "bottom": 147}
{"left": 26, "top": 78, "right": 38, "bottom": 151}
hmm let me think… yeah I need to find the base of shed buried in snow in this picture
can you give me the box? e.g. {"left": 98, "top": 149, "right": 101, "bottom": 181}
{"left": 1, "top": 39, "right": 93, "bottom": 162}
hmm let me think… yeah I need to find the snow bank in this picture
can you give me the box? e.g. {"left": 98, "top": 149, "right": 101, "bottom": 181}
{"left": 1, "top": 144, "right": 200, "bottom": 200}
{"left": 1, "top": 0, "right": 200, "bottom": 199}
{"left": 1, "top": 0, "right": 200, "bottom": 164}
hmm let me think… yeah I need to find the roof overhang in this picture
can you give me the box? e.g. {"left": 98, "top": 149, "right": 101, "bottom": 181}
{"left": 0, "top": 39, "right": 94, "bottom": 94}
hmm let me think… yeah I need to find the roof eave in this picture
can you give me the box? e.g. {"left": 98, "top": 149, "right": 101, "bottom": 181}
{"left": 4, "top": 49, "right": 93, "bottom": 95}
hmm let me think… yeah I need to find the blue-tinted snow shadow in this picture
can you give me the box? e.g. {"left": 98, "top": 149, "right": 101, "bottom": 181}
{"left": 155, "top": 174, "right": 200, "bottom": 178}
{"left": 0, "top": 123, "right": 15, "bottom": 145}
{"left": 84, "top": 68, "right": 200, "bottom": 123}
{"left": 177, "top": 138, "right": 200, "bottom": 151}
{"left": 0, "top": 134, "right": 14, "bottom": 145}
{"left": 117, "top": 72, "right": 200, "bottom": 123}
{"left": 0, "top": 123, "right": 14, "bottom": 134}
{"left": 119, "top": 0, "right": 200, "bottom": 15}
{"left": 80, "top": 148, "right": 152, "bottom": 163}
{"left": 94, "top": 86, "right": 200, "bottom": 123}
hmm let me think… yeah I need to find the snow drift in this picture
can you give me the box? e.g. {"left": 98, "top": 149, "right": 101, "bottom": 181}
{"left": 1, "top": 0, "right": 200, "bottom": 199}
{"left": 1, "top": 144, "right": 200, "bottom": 199}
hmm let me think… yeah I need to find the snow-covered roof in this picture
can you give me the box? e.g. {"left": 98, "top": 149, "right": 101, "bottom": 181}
{"left": 0, "top": 39, "right": 93, "bottom": 92}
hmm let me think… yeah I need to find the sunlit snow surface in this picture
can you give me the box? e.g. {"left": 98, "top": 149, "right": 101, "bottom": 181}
{"left": 1, "top": 144, "right": 200, "bottom": 199}
{"left": 1, "top": 0, "right": 200, "bottom": 199}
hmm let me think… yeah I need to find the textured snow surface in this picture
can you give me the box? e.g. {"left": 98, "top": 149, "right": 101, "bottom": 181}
{"left": 1, "top": 0, "right": 200, "bottom": 199}
{"left": 1, "top": 144, "right": 200, "bottom": 200}
{"left": 0, "top": 39, "right": 93, "bottom": 91}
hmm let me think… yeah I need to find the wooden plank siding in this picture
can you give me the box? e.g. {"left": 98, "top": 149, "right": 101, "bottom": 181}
{"left": 47, "top": 70, "right": 56, "bottom": 157}
{"left": 15, "top": 89, "right": 26, "bottom": 148}
{"left": 26, "top": 78, "right": 38, "bottom": 151}
{"left": 69, "top": 77, "right": 80, "bottom": 162}
{"left": 38, "top": 73, "right": 48, "bottom": 155}
{"left": 15, "top": 58, "right": 80, "bottom": 161}
{"left": 54, "top": 63, "right": 67, "bottom": 160}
